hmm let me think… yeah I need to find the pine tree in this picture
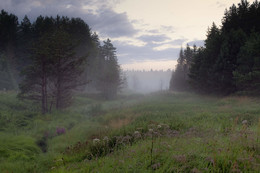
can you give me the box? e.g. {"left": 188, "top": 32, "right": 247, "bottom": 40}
{"left": 170, "top": 45, "right": 196, "bottom": 91}
{"left": 97, "top": 39, "right": 123, "bottom": 99}
{"left": 233, "top": 32, "right": 260, "bottom": 94}
{"left": 17, "top": 15, "right": 33, "bottom": 71}
{"left": 48, "top": 30, "right": 87, "bottom": 109}
{"left": 0, "top": 10, "right": 19, "bottom": 89}
{"left": 19, "top": 29, "right": 87, "bottom": 113}
{"left": 189, "top": 0, "right": 260, "bottom": 95}
{"left": 18, "top": 33, "right": 52, "bottom": 114}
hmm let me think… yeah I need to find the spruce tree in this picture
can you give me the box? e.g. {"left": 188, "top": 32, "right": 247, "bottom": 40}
{"left": 97, "top": 39, "right": 122, "bottom": 99}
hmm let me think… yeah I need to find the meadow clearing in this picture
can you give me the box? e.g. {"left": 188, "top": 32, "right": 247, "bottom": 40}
{"left": 0, "top": 91, "right": 259, "bottom": 172}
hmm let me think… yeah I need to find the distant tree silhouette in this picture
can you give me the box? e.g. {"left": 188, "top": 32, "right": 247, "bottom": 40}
{"left": 170, "top": 45, "right": 196, "bottom": 91}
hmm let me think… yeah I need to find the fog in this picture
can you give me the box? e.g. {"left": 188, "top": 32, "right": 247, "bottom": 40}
{"left": 124, "top": 70, "right": 172, "bottom": 93}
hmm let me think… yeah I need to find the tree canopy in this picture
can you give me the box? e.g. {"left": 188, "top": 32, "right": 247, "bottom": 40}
{"left": 0, "top": 10, "right": 123, "bottom": 113}
{"left": 170, "top": 0, "right": 260, "bottom": 95}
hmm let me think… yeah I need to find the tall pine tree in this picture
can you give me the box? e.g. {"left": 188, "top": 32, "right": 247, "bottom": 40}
{"left": 96, "top": 39, "right": 123, "bottom": 99}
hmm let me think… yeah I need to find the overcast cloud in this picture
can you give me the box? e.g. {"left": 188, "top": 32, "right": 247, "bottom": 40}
{"left": 1, "top": 0, "right": 247, "bottom": 70}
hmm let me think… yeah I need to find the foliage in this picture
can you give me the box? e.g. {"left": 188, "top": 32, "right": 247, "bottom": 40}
{"left": 170, "top": 45, "right": 197, "bottom": 91}
{"left": 18, "top": 28, "right": 87, "bottom": 113}
{"left": 172, "top": 0, "right": 260, "bottom": 95}
{"left": 233, "top": 32, "right": 260, "bottom": 95}
{"left": 0, "top": 10, "right": 122, "bottom": 103}
{"left": 0, "top": 10, "right": 19, "bottom": 89}
{"left": 0, "top": 53, "right": 13, "bottom": 90}
{"left": 96, "top": 39, "right": 123, "bottom": 99}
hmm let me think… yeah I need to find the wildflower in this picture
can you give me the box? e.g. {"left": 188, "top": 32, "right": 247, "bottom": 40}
{"left": 56, "top": 127, "right": 66, "bottom": 135}
{"left": 149, "top": 129, "right": 153, "bottom": 132}
{"left": 133, "top": 131, "right": 141, "bottom": 138}
{"left": 93, "top": 138, "right": 100, "bottom": 145}
{"left": 242, "top": 120, "right": 248, "bottom": 125}
{"left": 157, "top": 125, "right": 162, "bottom": 129}
{"left": 134, "top": 131, "right": 139, "bottom": 135}
{"left": 103, "top": 136, "right": 109, "bottom": 142}
{"left": 123, "top": 135, "right": 132, "bottom": 142}
{"left": 116, "top": 136, "right": 124, "bottom": 144}
{"left": 151, "top": 163, "right": 161, "bottom": 170}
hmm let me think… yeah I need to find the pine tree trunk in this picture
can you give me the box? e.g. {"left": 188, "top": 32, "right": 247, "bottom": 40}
{"left": 44, "top": 72, "right": 48, "bottom": 113}
{"left": 56, "top": 81, "right": 61, "bottom": 109}
{"left": 41, "top": 63, "right": 47, "bottom": 114}
{"left": 56, "top": 58, "right": 61, "bottom": 110}
{"left": 41, "top": 70, "right": 46, "bottom": 114}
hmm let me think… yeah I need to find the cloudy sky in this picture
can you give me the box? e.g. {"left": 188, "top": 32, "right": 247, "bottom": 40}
{"left": 0, "top": 0, "right": 255, "bottom": 70}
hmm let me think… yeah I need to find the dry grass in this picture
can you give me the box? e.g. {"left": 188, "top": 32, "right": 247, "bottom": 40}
{"left": 108, "top": 118, "right": 133, "bottom": 129}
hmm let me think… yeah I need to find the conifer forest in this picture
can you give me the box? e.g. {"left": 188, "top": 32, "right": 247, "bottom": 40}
{"left": 0, "top": 0, "right": 260, "bottom": 172}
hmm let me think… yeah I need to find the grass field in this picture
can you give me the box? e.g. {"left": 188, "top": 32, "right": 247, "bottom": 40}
{"left": 0, "top": 91, "right": 259, "bottom": 172}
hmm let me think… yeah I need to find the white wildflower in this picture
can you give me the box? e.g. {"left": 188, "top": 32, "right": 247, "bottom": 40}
{"left": 103, "top": 136, "right": 109, "bottom": 142}
{"left": 134, "top": 131, "right": 139, "bottom": 134}
{"left": 242, "top": 120, "right": 248, "bottom": 125}
{"left": 149, "top": 129, "right": 153, "bottom": 132}
{"left": 133, "top": 131, "right": 141, "bottom": 138}
{"left": 93, "top": 138, "right": 100, "bottom": 145}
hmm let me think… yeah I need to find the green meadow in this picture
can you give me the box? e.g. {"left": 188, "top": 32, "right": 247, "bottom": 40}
{"left": 0, "top": 91, "right": 259, "bottom": 172}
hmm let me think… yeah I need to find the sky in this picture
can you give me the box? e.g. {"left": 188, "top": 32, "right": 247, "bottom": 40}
{"left": 0, "top": 0, "right": 255, "bottom": 70}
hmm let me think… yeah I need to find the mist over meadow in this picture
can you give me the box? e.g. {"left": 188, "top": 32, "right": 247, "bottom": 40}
{"left": 124, "top": 69, "right": 172, "bottom": 93}
{"left": 0, "top": 0, "right": 260, "bottom": 172}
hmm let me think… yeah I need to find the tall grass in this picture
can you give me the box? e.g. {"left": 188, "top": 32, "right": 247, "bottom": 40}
{"left": 1, "top": 91, "right": 260, "bottom": 172}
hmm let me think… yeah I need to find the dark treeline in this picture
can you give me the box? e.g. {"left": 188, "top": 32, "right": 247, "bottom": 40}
{"left": 170, "top": 0, "right": 260, "bottom": 95}
{"left": 0, "top": 10, "right": 123, "bottom": 113}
